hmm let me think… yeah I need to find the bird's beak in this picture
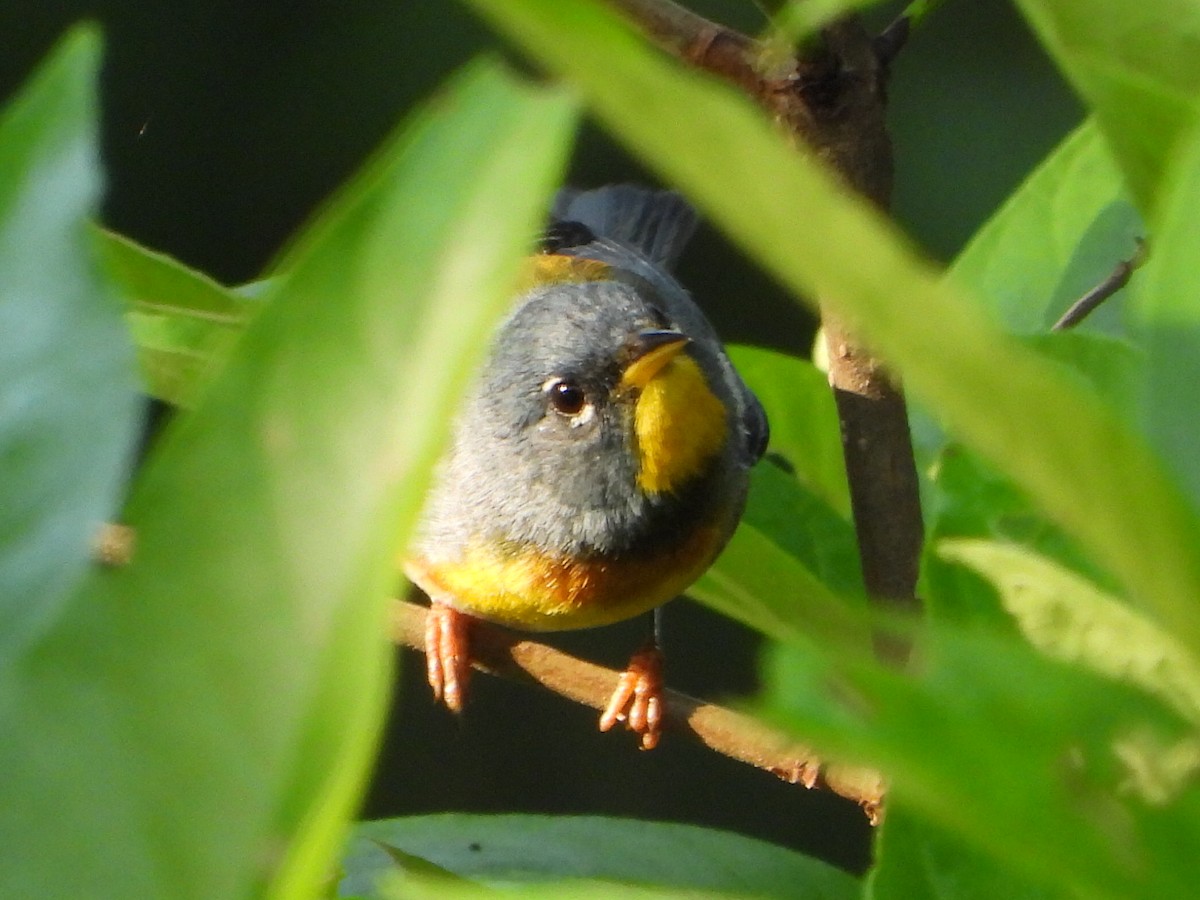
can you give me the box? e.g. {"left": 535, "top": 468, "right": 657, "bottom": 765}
{"left": 619, "top": 330, "right": 691, "bottom": 390}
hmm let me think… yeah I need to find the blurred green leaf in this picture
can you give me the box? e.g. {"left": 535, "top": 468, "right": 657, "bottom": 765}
{"left": 466, "top": 0, "right": 1200, "bottom": 663}
{"left": 340, "top": 815, "right": 859, "bottom": 899}
{"left": 1019, "top": 331, "right": 1141, "bottom": 417}
{"left": 920, "top": 445, "right": 1097, "bottom": 629}
{"left": 1009, "top": 0, "right": 1200, "bottom": 215}
{"left": 0, "top": 58, "right": 576, "bottom": 899}
{"left": 1129, "top": 118, "right": 1200, "bottom": 510}
{"left": 867, "top": 806, "right": 1065, "bottom": 900}
{"left": 768, "top": 0, "right": 890, "bottom": 44}
{"left": 759, "top": 624, "right": 1200, "bottom": 900}
{"left": 692, "top": 463, "right": 868, "bottom": 648}
{"left": 728, "top": 345, "right": 850, "bottom": 517}
{"left": 918, "top": 331, "right": 1141, "bottom": 625}
{"left": 948, "top": 119, "right": 1142, "bottom": 335}
{"left": 942, "top": 539, "right": 1200, "bottom": 728}
{"left": 93, "top": 228, "right": 255, "bottom": 406}
{"left": 95, "top": 226, "right": 248, "bottom": 319}
{"left": 0, "top": 27, "right": 141, "bottom": 657}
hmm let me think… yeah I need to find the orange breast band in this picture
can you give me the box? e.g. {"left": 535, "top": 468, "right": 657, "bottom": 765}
{"left": 405, "top": 522, "right": 725, "bottom": 633}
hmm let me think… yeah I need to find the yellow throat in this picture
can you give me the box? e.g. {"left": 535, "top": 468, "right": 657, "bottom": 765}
{"left": 620, "top": 342, "right": 727, "bottom": 495}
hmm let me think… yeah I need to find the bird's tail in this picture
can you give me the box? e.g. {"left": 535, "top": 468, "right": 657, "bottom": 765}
{"left": 551, "top": 185, "right": 698, "bottom": 272}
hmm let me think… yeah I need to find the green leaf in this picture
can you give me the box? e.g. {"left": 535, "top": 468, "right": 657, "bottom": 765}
{"left": 0, "top": 59, "right": 577, "bottom": 900}
{"left": 920, "top": 445, "right": 1100, "bottom": 630}
{"left": 769, "top": 0, "right": 892, "bottom": 44}
{"left": 340, "top": 815, "right": 859, "bottom": 899}
{"left": 1008, "top": 0, "right": 1200, "bottom": 215}
{"left": 465, "top": 0, "right": 1200, "bottom": 663}
{"left": 0, "top": 27, "right": 141, "bottom": 657}
{"left": 693, "top": 347, "right": 864, "bottom": 647}
{"left": 93, "top": 228, "right": 255, "bottom": 406}
{"left": 918, "top": 331, "right": 1141, "bottom": 625}
{"left": 759, "top": 625, "right": 1200, "bottom": 900}
{"left": 1019, "top": 331, "right": 1142, "bottom": 417}
{"left": 941, "top": 539, "right": 1200, "bottom": 728}
{"left": 867, "top": 806, "right": 1066, "bottom": 900}
{"left": 949, "top": 119, "right": 1142, "bottom": 335}
{"left": 728, "top": 345, "right": 850, "bottom": 517}
{"left": 691, "top": 463, "right": 869, "bottom": 648}
{"left": 95, "top": 227, "right": 248, "bottom": 319}
{"left": 1129, "top": 118, "right": 1200, "bottom": 510}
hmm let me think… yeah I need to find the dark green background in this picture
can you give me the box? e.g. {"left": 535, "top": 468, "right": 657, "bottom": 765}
{"left": 3, "top": 0, "right": 1079, "bottom": 875}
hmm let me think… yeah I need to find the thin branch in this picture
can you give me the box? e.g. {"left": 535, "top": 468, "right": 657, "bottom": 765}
{"left": 873, "top": 14, "right": 911, "bottom": 69}
{"left": 391, "top": 599, "right": 885, "bottom": 823}
{"left": 1052, "top": 239, "right": 1146, "bottom": 332}
{"left": 604, "top": 0, "right": 760, "bottom": 89}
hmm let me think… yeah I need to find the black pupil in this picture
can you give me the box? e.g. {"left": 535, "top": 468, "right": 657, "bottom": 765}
{"left": 550, "top": 381, "right": 586, "bottom": 415}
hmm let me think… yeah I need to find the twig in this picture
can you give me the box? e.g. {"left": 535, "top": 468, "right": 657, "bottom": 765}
{"left": 391, "top": 599, "right": 886, "bottom": 823}
{"left": 1052, "top": 239, "right": 1146, "bottom": 332}
{"left": 604, "top": 0, "right": 759, "bottom": 90}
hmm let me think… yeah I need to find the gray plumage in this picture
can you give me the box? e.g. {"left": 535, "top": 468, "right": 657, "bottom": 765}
{"left": 410, "top": 186, "right": 768, "bottom": 627}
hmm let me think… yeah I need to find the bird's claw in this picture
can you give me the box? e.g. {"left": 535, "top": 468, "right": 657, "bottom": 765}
{"left": 425, "top": 602, "right": 472, "bottom": 713}
{"left": 599, "top": 643, "right": 665, "bottom": 750}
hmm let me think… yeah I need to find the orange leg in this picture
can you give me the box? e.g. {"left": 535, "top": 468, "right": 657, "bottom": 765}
{"left": 599, "top": 639, "right": 665, "bottom": 750}
{"left": 425, "top": 601, "right": 473, "bottom": 712}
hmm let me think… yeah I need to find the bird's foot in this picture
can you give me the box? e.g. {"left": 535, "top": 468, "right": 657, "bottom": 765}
{"left": 599, "top": 641, "right": 665, "bottom": 750}
{"left": 425, "top": 601, "right": 472, "bottom": 712}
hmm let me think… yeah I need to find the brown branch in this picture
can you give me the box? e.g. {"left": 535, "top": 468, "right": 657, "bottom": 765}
{"left": 391, "top": 599, "right": 885, "bottom": 823}
{"left": 604, "top": 0, "right": 759, "bottom": 90}
{"left": 607, "top": 2, "right": 923, "bottom": 657}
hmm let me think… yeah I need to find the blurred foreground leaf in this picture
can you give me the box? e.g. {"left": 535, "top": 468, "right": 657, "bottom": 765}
{"left": 0, "top": 57, "right": 576, "bottom": 899}
{"left": 943, "top": 539, "right": 1200, "bottom": 727}
{"left": 1129, "top": 119, "right": 1200, "bottom": 510}
{"left": 1010, "top": 0, "right": 1200, "bottom": 214}
{"left": 0, "top": 27, "right": 141, "bottom": 658}
{"left": 948, "top": 119, "right": 1142, "bottom": 336}
{"left": 760, "top": 623, "right": 1200, "bottom": 899}
{"left": 867, "top": 806, "right": 1064, "bottom": 900}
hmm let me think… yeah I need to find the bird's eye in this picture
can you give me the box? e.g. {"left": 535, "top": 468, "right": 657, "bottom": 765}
{"left": 545, "top": 378, "right": 588, "bottom": 417}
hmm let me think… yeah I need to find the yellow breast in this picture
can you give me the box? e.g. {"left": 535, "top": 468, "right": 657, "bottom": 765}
{"left": 405, "top": 520, "right": 725, "bottom": 632}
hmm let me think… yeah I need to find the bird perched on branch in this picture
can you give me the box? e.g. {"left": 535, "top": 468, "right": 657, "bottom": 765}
{"left": 404, "top": 185, "right": 767, "bottom": 749}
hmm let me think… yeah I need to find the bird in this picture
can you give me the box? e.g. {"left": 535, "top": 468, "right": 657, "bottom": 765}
{"left": 403, "top": 184, "right": 768, "bottom": 749}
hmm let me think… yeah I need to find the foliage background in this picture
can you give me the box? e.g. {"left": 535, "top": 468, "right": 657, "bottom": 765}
{"left": 0, "top": 0, "right": 1083, "bottom": 875}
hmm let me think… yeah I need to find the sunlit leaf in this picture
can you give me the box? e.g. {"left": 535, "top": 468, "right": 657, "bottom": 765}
{"left": 1009, "top": 0, "right": 1200, "bottom": 214}
{"left": 0, "top": 59, "right": 577, "bottom": 899}
{"left": 728, "top": 344, "right": 850, "bottom": 517}
{"left": 1129, "top": 118, "right": 1200, "bottom": 510}
{"left": 942, "top": 539, "right": 1200, "bottom": 728}
{"left": 949, "top": 119, "right": 1142, "bottom": 336}
{"left": 93, "top": 228, "right": 254, "bottom": 406}
{"left": 0, "top": 27, "right": 141, "bottom": 658}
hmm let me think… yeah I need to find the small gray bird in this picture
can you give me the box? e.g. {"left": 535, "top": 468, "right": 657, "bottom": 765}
{"left": 404, "top": 185, "right": 768, "bottom": 748}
